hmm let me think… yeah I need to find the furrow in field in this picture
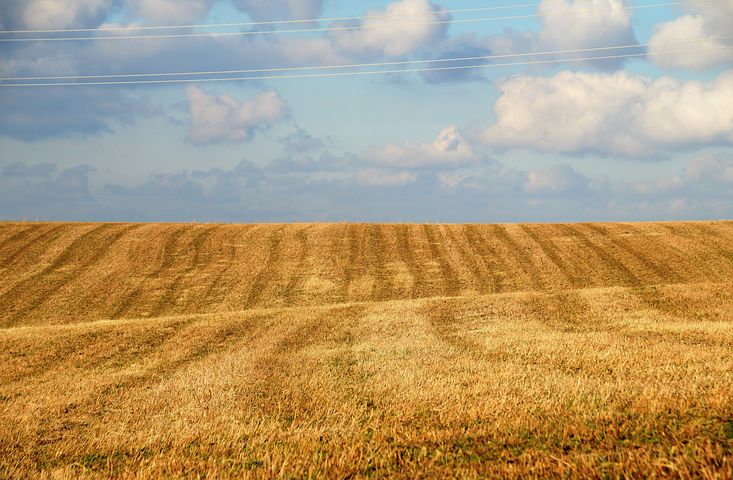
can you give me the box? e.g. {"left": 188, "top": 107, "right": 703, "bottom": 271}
{"left": 462, "top": 225, "right": 503, "bottom": 293}
{"left": 110, "top": 225, "right": 190, "bottom": 319}
{"left": 283, "top": 225, "right": 313, "bottom": 306}
{"left": 148, "top": 225, "right": 219, "bottom": 318}
{"left": 654, "top": 223, "right": 730, "bottom": 283}
{"left": 0, "top": 221, "right": 732, "bottom": 327}
{"left": 422, "top": 224, "right": 461, "bottom": 297}
{"left": 242, "top": 225, "right": 285, "bottom": 309}
{"left": 0, "top": 224, "right": 136, "bottom": 326}
{"left": 338, "top": 224, "right": 361, "bottom": 303}
{"left": 442, "top": 226, "right": 490, "bottom": 294}
{"left": 0, "top": 224, "right": 63, "bottom": 270}
{"left": 489, "top": 224, "right": 544, "bottom": 291}
{"left": 395, "top": 224, "right": 428, "bottom": 299}
{"left": 0, "top": 224, "right": 38, "bottom": 255}
{"left": 687, "top": 222, "right": 733, "bottom": 264}
{"left": 582, "top": 223, "right": 683, "bottom": 284}
{"left": 199, "top": 225, "right": 257, "bottom": 308}
{"left": 558, "top": 223, "right": 641, "bottom": 287}
{"left": 632, "top": 222, "right": 706, "bottom": 281}
{"left": 367, "top": 224, "right": 393, "bottom": 302}
{"left": 518, "top": 224, "right": 584, "bottom": 289}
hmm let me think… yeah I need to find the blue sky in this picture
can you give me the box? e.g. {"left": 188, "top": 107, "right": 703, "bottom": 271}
{"left": 0, "top": 0, "right": 732, "bottom": 222}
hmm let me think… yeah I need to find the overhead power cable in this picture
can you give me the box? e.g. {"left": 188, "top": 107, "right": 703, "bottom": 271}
{"left": 1, "top": 45, "right": 730, "bottom": 87}
{"left": 4, "top": 36, "right": 731, "bottom": 82}
{"left": 0, "top": 0, "right": 706, "bottom": 42}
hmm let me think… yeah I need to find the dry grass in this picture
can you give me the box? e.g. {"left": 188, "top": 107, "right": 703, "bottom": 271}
{"left": 0, "top": 221, "right": 732, "bottom": 478}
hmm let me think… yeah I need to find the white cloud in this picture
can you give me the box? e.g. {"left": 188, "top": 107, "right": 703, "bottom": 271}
{"left": 330, "top": 0, "right": 449, "bottom": 58}
{"left": 649, "top": 15, "right": 733, "bottom": 70}
{"left": 356, "top": 169, "right": 417, "bottom": 187}
{"left": 482, "top": 69, "right": 733, "bottom": 157}
{"left": 455, "top": 0, "right": 636, "bottom": 73}
{"left": 524, "top": 165, "right": 587, "bottom": 194}
{"left": 648, "top": 0, "right": 733, "bottom": 70}
{"left": 684, "top": 154, "right": 733, "bottom": 184}
{"left": 13, "top": 0, "right": 113, "bottom": 29}
{"left": 537, "top": 0, "right": 636, "bottom": 63}
{"left": 438, "top": 172, "right": 482, "bottom": 190}
{"left": 186, "top": 87, "right": 288, "bottom": 144}
{"left": 125, "top": 0, "right": 214, "bottom": 23}
{"left": 364, "top": 126, "right": 479, "bottom": 169}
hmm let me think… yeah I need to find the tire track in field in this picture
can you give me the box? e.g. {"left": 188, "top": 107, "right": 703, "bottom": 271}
{"left": 687, "top": 223, "right": 733, "bottom": 264}
{"left": 46, "top": 319, "right": 266, "bottom": 435}
{"left": 633, "top": 223, "right": 702, "bottom": 279}
{"left": 583, "top": 223, "right": 683, "bottom": 284}
{"left": 0, "top": 224, "right": 137, "bottom": 326}
{"left": 0, "top": 225, "right": 39, "bottom": 256}
{"left": 242, "top": 226, "right": 286, "bottom": 309}
{"left": 442, "top": 226, "right": 486, "bottom": 294}
{"left": 247, "top": 305, "right": 366, "bottom": 414}
{"left": 395, "top": 225, "right": 428, "bottom": 299}
{"left": 200, "top": 225, "right": 256, "bottom": 307}
{"left": 489, "top": 225, "right": 544, "bottom": 290}
{"left": 519, "top": 224, "right": 584, "bottom": 289}
{"left": 110, "top": 225, "right": 189, "bottom": 319}
{"left": 656, "top": 223, "right": 733, "bottom": 281}
{"left": 339, "top": 224, "right": 360, "bottom": 303}
{"left": 463, "top": 225, "right": 504, "bottom": 293}
{"left": 367, "top": 224, "right": 393, "bottom": 301}
{"left": 426, "top": 300, "right": 479, "bottom": 354}
{"left": 1, "top": 319, "right": 191, "bottom": 386}
{"left": 0, "top": 224, "right": 65, "bottom": 269}
{"left": 148, "top": 225, "right": 219, "bottom": 318}
{"left": 423, "top": 225, "right": 461, "bottom": 297}
{"left": 522, "top": 289, "right": 593, "bottom": 332}
{"left": 111, "top": 226, "right": 187, "bottom": 319}
{"left": 558, "top": 224, "right": 641, "bottom": 287}
{"left": 282, "top": 225, "right": 313, "bottom": 306}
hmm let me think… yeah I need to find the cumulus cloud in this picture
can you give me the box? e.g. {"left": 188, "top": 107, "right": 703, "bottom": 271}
{"left": 524, "top": 164, "right": 589, "bottom": 194}
{"left": 125, "top": 0, "right": 214, "bottom": 23}
{"left": 0, "top": 88, "right": 159, "bottom": 141}
{"left": 648, "top": 0, "right": 733, "bottom": 70}
{"left": 684, "top": 154, "right": 733, "bottom": 184}
{"left": 364, "top": 126, "right": 479, "bottom": 169}
{"left": 536, "top": 0, "right": 636, "bottom": 68}
{"left": 482, "top": 69, "right": 733, "bottom": 157}
{"left": 329, "top": 0, "right": 449, "bottom": 59}
{"left": 186, "top": 86, "right": 289, "bottom": 144}
{"left": 0, "top": 163, "right": 95, "bottom": 218}
{"left": 430, "top": 0, "right": 637, "bottom": 80}
{"left": 279, "top": 127, "right": 327, "bottom": 154}
{"left": 0, "top": 0, "right": 113, "bottom": 30}
{"left": 356, "top": 169, "right": 417, "bottom": 187}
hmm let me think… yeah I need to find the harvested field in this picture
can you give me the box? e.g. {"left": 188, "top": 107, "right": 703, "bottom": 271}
{"left": 1, "top": 221, "right": 732, "bottom": 478}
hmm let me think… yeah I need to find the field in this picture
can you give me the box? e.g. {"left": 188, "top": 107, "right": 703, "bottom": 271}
{"left": 1, "top": 221, "right": 732, "bottom": 478}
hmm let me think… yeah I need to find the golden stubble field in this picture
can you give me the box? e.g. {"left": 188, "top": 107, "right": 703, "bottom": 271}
{"left": 0, "top": 221, "right": 732, "bottom": 478}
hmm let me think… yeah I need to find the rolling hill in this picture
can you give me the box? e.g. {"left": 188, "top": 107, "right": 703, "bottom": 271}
{"left": 1, "top": 221, "right": 732, "bottom": 478}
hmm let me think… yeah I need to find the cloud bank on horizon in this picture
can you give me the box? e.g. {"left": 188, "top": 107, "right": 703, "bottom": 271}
{"left": 1, "top": 0, "right": 732, "bottom": 222}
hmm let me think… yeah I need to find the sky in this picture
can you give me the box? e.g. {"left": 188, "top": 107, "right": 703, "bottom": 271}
{"left": 0, "top": 0, "right": 732, "bottom": 223}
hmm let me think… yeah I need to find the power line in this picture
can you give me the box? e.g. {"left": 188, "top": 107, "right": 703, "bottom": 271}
{"left": 1, "top": 45, "right": 730, "bottom": 87}
{"left": 0, "top": 0, "right": 702, "bottom": 42}
{"left": 0, "top": 0, "right": 596, "bottom": 34}
{"left": 5, "top": 36, "right": 732, "bottom": 82}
